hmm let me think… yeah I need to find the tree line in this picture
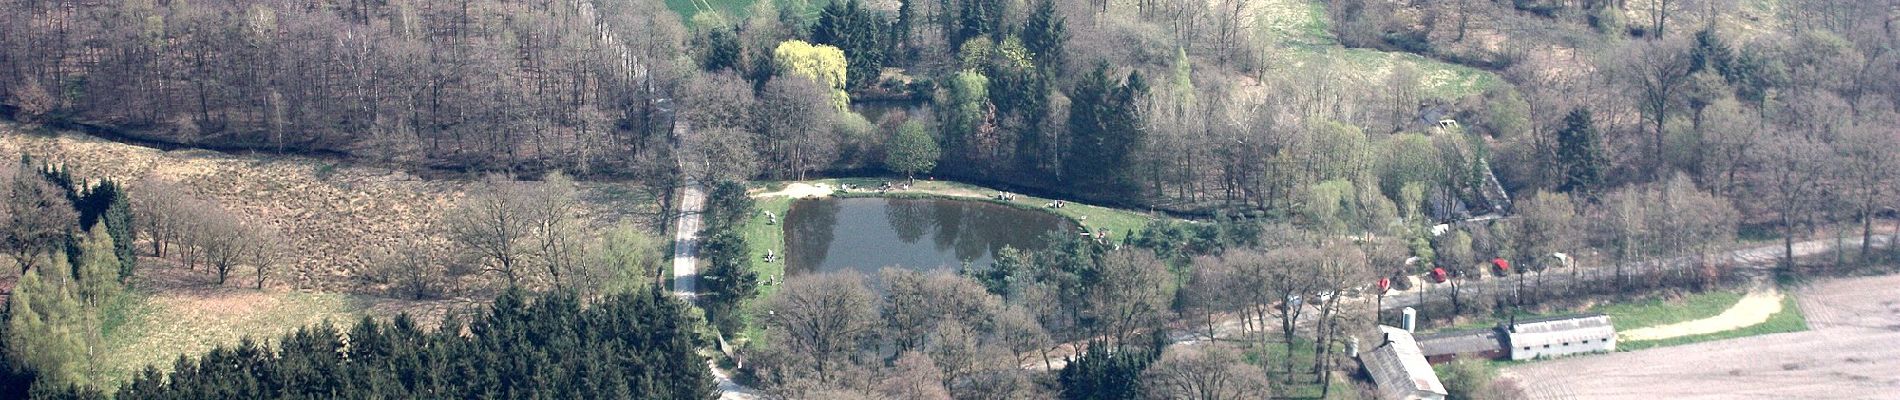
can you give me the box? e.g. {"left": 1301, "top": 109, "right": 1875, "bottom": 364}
{"left": 19, "top": 289, "right": 715, "bottom": 400}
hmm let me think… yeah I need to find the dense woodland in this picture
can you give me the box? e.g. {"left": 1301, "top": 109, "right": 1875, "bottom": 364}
{"left": 2, "top": 0, "right": 1899, "bottom": 398}
{"left": 1, "top": 0, "right": 1894, "bottom": 222}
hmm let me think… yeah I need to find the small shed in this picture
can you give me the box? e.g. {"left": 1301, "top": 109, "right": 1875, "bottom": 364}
{"left": 1506, "top": 314, "right": 1617, "bottom": 360}
{"left": 1416, "top": 328, "right": 1506, "bottom": 364}
{"left": 1360, "top": 325, "right": 1449, "bottom": 400}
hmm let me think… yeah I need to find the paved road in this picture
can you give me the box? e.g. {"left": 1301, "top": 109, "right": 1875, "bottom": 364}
{"left": 1504, "top": 273, "right": 1900, "bottom": 399}
{"left": 672, "top": 182, "right": 704, "bottom": 299}
{"left": 665, "top": 119, "right": 766, "bottom": 399}
{"left": 1380, "top": 234, "right": 1896, "bottom": 310}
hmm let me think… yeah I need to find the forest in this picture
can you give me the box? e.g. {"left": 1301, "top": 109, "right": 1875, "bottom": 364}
{"left": 2, "top": 0, "right": 1898, "bottom": 398}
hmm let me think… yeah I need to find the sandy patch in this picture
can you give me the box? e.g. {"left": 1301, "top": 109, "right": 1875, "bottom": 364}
{"left": 1620, "top": 288, "right": 1784, "bottom": 341}
{"left": 752, "top": 182, "right": 834, "bottom": 198}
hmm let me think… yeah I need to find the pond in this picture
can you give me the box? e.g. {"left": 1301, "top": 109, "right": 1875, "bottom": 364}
{"left": 782, "top": 197, "right": 1073, "bottom": 276}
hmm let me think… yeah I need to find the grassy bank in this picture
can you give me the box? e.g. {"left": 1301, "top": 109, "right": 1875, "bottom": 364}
{"left": 1594, "top": 290, "right": 1746, "bottom": 330}
{"left": 1420, "top": 289, "right": 1750, "bottom": 334}
{"left": 1618, "top": 295, "right": 1807, "bottom": 351}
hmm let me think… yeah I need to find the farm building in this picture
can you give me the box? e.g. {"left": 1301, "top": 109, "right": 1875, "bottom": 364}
{"left": 1506, "top": 314, "right": 1617, "bottom": 360}
{"left": 1415, "top": 313, "right": 1617, "bottom": 363}
{"left": 1359, "top": 325, "right": 1449, "bottom": 400}
{"left": 1416, "top": 328, "right": 1505, "bottom": 363}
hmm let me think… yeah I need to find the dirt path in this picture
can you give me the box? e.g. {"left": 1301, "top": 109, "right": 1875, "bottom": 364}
{"left": 752, "top": 182, "right": 834, "bottom": 198}
{"left": 1619, "top": 288, "right": 1784, "bottom": 341}
{"left": 751, "top": 180, "right": 988, "bottom": 200}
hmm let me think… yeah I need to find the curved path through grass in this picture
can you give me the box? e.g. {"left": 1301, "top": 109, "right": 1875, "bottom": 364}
{"left": 1619, "top": 288, "right": 1784, "bottom": 341}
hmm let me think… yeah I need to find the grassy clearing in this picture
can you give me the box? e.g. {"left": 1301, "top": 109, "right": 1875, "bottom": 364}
{"left": 663, "top": 0, "right": 755, "bottom": 24}
{"left": 92, "top": 290, "right": 373, "bottom": 387}
{"left": 1619, "top": 295, "right": 1807, "bottom": 351}
{"left": 1253, "top": 0, "right": 1502, "bottom": 100}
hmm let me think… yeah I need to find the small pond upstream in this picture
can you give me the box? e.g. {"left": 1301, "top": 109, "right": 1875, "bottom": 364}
{"left": 783, "top": 197, "right": 1072, "bottom": 276}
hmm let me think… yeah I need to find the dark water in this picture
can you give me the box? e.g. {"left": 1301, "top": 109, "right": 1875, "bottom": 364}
{"left": 783, "top": 197, "right": 1071, "bottom": 275}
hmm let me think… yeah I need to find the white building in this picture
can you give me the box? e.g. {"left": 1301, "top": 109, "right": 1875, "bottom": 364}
{"left": 1360, "top": 325, "right": 1449, "bottom": 400}
{"left": 1506, "top": 313, "right": 1617, "bottom": 360}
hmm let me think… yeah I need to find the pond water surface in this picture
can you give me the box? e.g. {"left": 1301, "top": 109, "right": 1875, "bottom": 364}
{"left": 783, "top": 197, "right": 1072, "bottom": 276}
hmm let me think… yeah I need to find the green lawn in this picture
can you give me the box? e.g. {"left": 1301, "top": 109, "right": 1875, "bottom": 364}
{"left": 1255, "top": 0, "right": 1503, "bottom": 100}
{"left": 740, "top": 196, "right": 793, "bottom": 297}
{"left": 1618, "top": 295, "right": 1807, "bottom": 351}
{"left": 1593, "top": 290, "right": 1745, "bottom": 331}
{"left": 1420, "top": 289, "right": 1750, "bottom": 335}
{"left": 663, "top": 0, "right": 756, "bottom": 24}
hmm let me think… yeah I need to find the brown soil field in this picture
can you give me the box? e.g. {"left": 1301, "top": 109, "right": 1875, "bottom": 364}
{"left": 1504, "top": 273, "right": 1900, "bottom": 399}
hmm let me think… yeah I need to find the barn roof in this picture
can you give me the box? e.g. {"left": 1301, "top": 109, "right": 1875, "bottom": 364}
{"left": 1508, "top": 314, "right": 1616, "bottom": 346}
{"left": 1416, "top": 328, "right": 1503, "bottom": 356}
{"left": 1362, "top": 325, "right": 1448, "bottom": 398}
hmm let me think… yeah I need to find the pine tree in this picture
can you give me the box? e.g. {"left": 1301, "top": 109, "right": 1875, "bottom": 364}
{"left": 1022, "top": 0, "right": 1067, "bottom": 74}
{"left": 1063, "top": 64, "right": 1148, "bottom": 200}
{"left": 703, "top": 28, "right": 744, "bottom": 73}
{"left": 1555, "top": 108, "right": 1606, "bottom": 198}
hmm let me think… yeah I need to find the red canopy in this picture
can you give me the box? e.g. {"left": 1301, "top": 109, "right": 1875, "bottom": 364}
{"left": 1492, "top": 258, "right": 1511, "bottom": 272}
{"left": 1430, "top": 267, "right": 1448, "bottom": 282}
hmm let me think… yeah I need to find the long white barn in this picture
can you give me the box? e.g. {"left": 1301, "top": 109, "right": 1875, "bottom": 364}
{"left": 1505, "top": 314, "right": 1617, "bottom": 360}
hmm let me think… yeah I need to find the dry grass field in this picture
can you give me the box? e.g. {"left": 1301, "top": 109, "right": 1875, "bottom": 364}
{"left": 2, "top": 124, "right": 667, "bottom": 385}
{"left": 0, "top": 125, "right": 663, "bottom": 292}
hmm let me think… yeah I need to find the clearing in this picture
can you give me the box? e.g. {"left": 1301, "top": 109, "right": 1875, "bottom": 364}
{"left": 1503, "top": 274, "right": 1900, "bottom": 399}
{"left": 3, "top": 125, "right": 662, "bottom": 385}
{"left": 1, "top": 126, "right": 663, "bottom": 292}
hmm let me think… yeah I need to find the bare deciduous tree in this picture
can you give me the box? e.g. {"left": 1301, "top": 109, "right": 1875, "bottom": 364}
{"left": 761, "top": 271, "right": 879, "bottom": 386}
{"left": 1087, "top": 250, "right": 1175, "bottom": 351}
{"left": 1142, "top": 343, "right": 1272, "bottom": 400}
{"left": 130, "top": 176, "right": 187, "bottom": 259}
